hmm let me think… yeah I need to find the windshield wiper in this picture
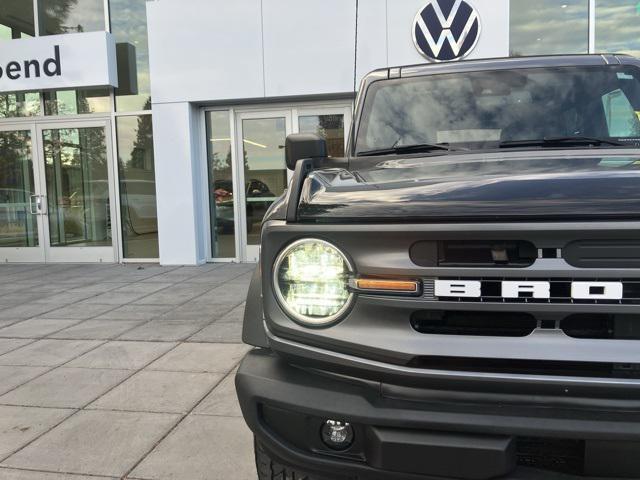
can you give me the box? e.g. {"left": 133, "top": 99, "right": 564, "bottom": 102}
{"left": 499, "top": 136, "right": 625, "bottom": 149}
{"left": 357, "top": 142, "right": 453, "bottom": 157}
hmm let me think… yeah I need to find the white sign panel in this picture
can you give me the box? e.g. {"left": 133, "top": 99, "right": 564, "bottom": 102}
{"left": 0, "top": 31, "right": 118, "bottom": 93}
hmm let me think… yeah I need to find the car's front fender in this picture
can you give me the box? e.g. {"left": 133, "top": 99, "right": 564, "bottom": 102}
{"left": 242, "top": 264, "right": 269, "bottom": 348}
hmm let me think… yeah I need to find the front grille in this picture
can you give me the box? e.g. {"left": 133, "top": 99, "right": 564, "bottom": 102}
{"left": 409, "top": 277, "right": 640, "bottom": 380}
{"left": 424, "top": 277, "right": 640, "bottom": 305}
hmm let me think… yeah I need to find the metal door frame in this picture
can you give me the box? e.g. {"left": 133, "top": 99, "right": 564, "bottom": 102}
{"left": 235, "top": 109, "right": 293, "bottom": 263}
{"left": 0, "top": 122, "right": 46, "bottom": 262}
{"left": 34, "top": 118, "right": 119, "bottom": 263}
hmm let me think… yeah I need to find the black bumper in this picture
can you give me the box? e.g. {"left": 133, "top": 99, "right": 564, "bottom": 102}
{"left": 236, "top": 349, "right": 640, "bottom": 480}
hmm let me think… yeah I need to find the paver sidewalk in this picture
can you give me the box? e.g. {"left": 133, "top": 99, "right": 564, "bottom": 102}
{"left": 0, "top": 263, "right": 256, "bottom": 480}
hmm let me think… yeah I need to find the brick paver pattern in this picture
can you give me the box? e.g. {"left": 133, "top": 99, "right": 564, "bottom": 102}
{"left": 0, "top": 263, "right": 257, "bottom": 480}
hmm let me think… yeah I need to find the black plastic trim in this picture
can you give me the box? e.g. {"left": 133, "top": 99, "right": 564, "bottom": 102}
{"left": 242, "top": 265, "right": 269, "bottom": 348}
{"left": 564, "top": 240, "right": 640, "bottom": 268}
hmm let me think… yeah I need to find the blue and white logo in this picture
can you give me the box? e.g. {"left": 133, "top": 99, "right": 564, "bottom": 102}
{"left": 413, "top": 0, "right": 481, "bottom": 62}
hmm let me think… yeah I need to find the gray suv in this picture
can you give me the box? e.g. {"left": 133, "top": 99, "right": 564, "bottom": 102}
{"left": 236, "top": 55, "right": 640, "bottom": 479}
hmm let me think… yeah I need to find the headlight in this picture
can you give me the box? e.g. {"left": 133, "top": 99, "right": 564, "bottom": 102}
{"left": 273, "top": 238, "right": 354, "bottom": 326}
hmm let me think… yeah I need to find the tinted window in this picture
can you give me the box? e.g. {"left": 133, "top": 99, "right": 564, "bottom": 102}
{"left": 355, "top": 66, "right": 640, "bottom": 154}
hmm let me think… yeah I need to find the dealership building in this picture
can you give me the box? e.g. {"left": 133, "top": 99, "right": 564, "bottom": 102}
{"left": 0, "top": 0, "right": 638, "bottom": 265}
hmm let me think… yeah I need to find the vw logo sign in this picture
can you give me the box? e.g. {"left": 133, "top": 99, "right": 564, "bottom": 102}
{"left": 413, "top": 0, "right": 481, "bottom": 62}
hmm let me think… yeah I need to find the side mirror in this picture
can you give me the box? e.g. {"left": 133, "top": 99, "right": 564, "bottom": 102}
{"left": 285, "top": 133, "right": 327, "bottom": 170}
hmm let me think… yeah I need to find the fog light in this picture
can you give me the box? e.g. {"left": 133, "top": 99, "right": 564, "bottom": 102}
{"left": 321, "top": 420, "right": 354, "bottom": 450}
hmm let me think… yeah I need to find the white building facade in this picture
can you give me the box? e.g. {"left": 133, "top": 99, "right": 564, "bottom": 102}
{"left": 0, "top": 0, "right": 637, "bottom": 265}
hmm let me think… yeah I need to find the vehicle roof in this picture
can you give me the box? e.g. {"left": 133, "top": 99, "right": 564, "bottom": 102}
{"left": 364, "top": 54, "right": 639, "bottom": 82}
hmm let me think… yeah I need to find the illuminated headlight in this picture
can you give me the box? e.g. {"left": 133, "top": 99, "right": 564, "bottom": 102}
{"left": 273, "top": 239, "right": 354, "bottom": 326}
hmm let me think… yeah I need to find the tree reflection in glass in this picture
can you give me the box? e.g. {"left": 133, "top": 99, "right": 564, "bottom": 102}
{"left": 0, "top": 131, "right": 38, "bottom": 247}
{"left": 117, "top": 109, "right": 159, "bottom": 258}
{"left": 38, "top": 0, "right": 105, "bottom": 35}
{"left": 43, "top": 127, "right": 111, "bottom": 247}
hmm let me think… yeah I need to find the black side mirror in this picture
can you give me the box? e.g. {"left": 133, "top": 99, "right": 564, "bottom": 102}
{"left": 285, "top": 133, "right": 327, "bottom": 170}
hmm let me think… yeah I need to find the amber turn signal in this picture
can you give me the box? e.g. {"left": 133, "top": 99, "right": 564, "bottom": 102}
{"left": 355, "top": 278, "right": 419, "bottom": 293}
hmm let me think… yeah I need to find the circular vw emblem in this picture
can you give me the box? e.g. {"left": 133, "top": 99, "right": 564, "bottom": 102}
{"left": 413, "top": 0, "right": 481, "bottom": 62}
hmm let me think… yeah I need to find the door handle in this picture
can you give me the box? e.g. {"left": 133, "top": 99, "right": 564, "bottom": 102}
{"left": 29, "top": 195, "right": 38, "bottom": 215}
{"left": 29, "top": 195, "right": 46, "bottom": 215}
{"left": 36, "top": 195, "right": 46, "bottom": 214}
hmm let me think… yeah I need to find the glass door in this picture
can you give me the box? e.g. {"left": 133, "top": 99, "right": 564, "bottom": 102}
{"left": 0, "top": 124, "right": 46, "bottom": 262}
{"left": 207, "top": 104, "right": 352, "bottom": 263}
{"left": 36, "top": 121, "right": 117, "bottom": 263}
{"left": 235, "top": 111, "right": 292, "bottom": 262}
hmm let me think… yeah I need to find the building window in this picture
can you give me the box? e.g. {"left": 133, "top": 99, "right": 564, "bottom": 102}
{"left": 299, "top": 114, "right": 346, "bottom": 157}
{"left": 0, "top": 93, "right": 41, "bottom": 118}
{"left": 110, "top": 0, "right": 152, "bottom": 112}
{"left": 44, "top": 89, "right": 112, "bottom": 116}
{"left": 205, "top": 111, "right": 236, "bottom": 259}
{"left": 595, "top": 1, "right": 640, "bottom": 57}
{"left": 0, "top": 0, "right": 35, "bottom": 40}
{"left": 510, "top": 0, "right": 589, "bottom": 56}
{"left": 38, "top": 0, "right": 106, "bottom": 35}
{"left": 116, "top": 115, "right": 159, "bottom": 259}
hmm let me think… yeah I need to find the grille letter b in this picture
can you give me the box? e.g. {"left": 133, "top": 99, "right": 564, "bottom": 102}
{"left": 435, "top": 280, "right": 481, "bottom": 298}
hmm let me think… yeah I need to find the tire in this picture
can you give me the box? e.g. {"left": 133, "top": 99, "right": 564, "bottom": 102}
{"left": 255, "top": 438, "right": 318, "bottom": 480}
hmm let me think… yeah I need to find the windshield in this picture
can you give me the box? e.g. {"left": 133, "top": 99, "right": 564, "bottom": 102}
{"left": 355, "top": 65, "right": 640, "bottom": 155}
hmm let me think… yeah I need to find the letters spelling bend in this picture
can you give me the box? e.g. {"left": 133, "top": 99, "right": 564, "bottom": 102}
{"left": 0, "top": 45, "right": 62, "bottom": 81}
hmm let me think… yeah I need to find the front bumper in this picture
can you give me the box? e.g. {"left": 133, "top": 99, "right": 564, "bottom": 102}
{"left": 236, "top": 349, "right": 640, "bottom": 480}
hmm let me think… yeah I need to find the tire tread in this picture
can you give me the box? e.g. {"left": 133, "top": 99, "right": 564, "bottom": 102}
{"left": 255, "top": 438, "right": 312, "bottom": 480}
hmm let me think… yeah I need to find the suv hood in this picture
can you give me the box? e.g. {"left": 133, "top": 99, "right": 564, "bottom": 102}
{"left": 297, "top": 152, "right": 640, "bottom": 222}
